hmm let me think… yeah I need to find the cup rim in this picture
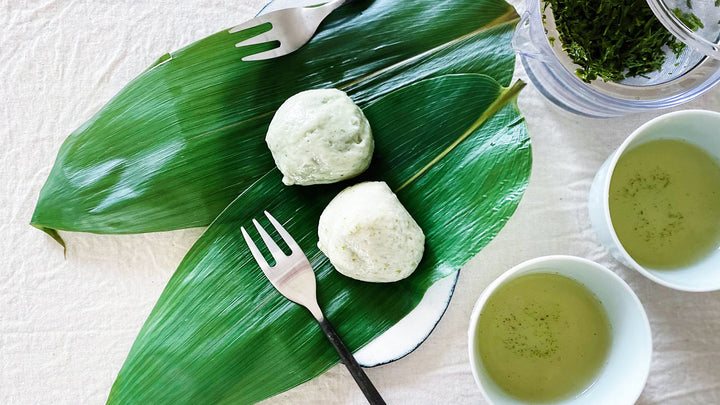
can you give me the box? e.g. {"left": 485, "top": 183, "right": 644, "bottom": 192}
{"left": 467, "top": 255, "right": 652, "bottom": 405}
{"left": 599, "top": 109, "right": 720, "bottom": 292}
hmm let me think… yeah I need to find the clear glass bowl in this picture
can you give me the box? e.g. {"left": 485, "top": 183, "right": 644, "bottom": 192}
{"left": 650, "top": 0, "right": 720, "bottom": 60}
{"left": 513, "top": 0, "right": 720, "bottom": 118}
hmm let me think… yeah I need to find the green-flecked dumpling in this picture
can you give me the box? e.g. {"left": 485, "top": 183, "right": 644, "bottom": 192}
{"left": 318, "top": 181, "right": 425, "bottom": 283}
{"left": 266, "top": 89, "right": 373, "bottom": 186}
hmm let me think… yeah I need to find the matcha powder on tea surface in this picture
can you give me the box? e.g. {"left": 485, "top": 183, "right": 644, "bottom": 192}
{"left": 545, "top": 0, "right": 686, "bottom": 82}
{"left": 609, "top": 139, "right": 720, "bottom": 269}
{"left": 476, "top": 273, "right": 611, "bottom": 403}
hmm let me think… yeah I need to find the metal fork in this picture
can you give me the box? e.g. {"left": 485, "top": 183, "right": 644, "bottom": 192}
{"left": 230, "top": 0, "right": 356, "bottom": 61}
{"left": 241, "top": 211, "right": 386, "bottom": 405}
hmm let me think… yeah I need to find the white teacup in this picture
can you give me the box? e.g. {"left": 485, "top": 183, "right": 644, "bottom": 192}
{"left": 589, "top": 110, "right": 720, "bottom": 291}
{"left": 468, "top": 255, "right": 652, "bottom": 405}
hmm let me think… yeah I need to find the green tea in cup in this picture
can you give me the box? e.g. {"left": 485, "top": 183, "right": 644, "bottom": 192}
{"left": 609, "top": 139, "right": 720, "bottom": 269}
{"left": 475, "top": 272, "right": 611, "bottom": 403}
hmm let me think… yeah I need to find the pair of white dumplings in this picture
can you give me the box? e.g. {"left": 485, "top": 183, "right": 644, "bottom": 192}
{"left": 266, "top": 89, "right": 425, "bottom": 283}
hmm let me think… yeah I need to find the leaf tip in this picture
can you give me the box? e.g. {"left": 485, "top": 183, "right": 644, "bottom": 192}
{"left": 31, "top": 224, "right": 67, "bottom": 255}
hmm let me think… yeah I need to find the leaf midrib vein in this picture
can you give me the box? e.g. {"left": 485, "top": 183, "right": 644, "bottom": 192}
{"left": 395, "top": 79, "right": 526, "bottom": 192}
{"left": 339, "top": 9, "right": 519, "bottom": 90}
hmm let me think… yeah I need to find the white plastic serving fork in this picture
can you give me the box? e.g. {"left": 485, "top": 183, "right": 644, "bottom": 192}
{"left": 241, "top": 211, "right": 386, "bottom": 405}
{"left": 230, "top": 0, "right": 357, "bottom": 61}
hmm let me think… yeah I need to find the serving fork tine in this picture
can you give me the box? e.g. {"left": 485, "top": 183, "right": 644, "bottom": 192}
{"left": 230, "top": 0, "right": 354, "bottom": 61}
{"left": 241, "top": 211, "right": 386, "bottom": 405}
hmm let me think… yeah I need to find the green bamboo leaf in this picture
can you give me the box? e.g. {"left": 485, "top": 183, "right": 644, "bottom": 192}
{"left": 31, "top": 0, "right": 518, "bottom": 240}
{"left": 107, "top": 74, "right": 531, "bottom": 404}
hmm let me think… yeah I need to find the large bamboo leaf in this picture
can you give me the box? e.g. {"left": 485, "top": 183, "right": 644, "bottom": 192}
{"left": 107, "top": 74, "right": 531, "bottom": 404}
{"left": 31, "top": 0, "right": 519, "bottom": 241}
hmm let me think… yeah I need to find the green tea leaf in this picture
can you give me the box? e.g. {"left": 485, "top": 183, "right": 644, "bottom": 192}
{"left": 31, "top": 0, "right": 518, "bottom": 240}
{"left": 672, "top": 8, "right": 705, "bottom": 31}
{"left": 107, "top": 74, "right": 531, "bottom": 404}
{"left": 546, "top": 0, "right": 687, "bottom": 82}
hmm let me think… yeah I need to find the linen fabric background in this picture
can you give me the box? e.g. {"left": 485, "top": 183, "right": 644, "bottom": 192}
{"left": 2, "top": 0, "right": 719, "bottom": 403}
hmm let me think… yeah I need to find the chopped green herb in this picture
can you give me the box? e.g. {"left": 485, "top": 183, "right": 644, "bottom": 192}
{"left": 687, "top": 0, "right": 692, "bottom": 8}
{"left": 716, "top": 0, "right": 720, "bottom": 7}
{"left": 548, "top": 36, "right": 555, "bottom": 46}
{"left": 673, "top": 8, "right": 704, "bottom": 31}
{"left": 545, "top": 0, "right": 686, "bottom": 83}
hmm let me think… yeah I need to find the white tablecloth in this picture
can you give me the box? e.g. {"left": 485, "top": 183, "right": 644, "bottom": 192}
{"left": 2, "top": 1, "right": 720, "bottom": 404}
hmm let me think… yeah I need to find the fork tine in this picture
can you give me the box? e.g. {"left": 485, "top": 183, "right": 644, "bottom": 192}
{"left": 252, "top": 219, "right": 286, "bottom": 262}
{"left": 241, "top": 46, "right": 293, "bottom": 62}
{"left": 228, "top": 16, "right": 272, "bottom": 34}
{"left": 235, "top": 33, "right": 277, "bottom": 49}
{"left": 241, "top": 226, "right": 271, "bottom": 271}
{"left": 264, "top": 211, "right": 303, "bottom": 254}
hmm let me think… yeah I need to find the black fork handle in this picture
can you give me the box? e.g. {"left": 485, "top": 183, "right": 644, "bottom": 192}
{"left": 317, "top": 317, "right": 387, "bottom": 405}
